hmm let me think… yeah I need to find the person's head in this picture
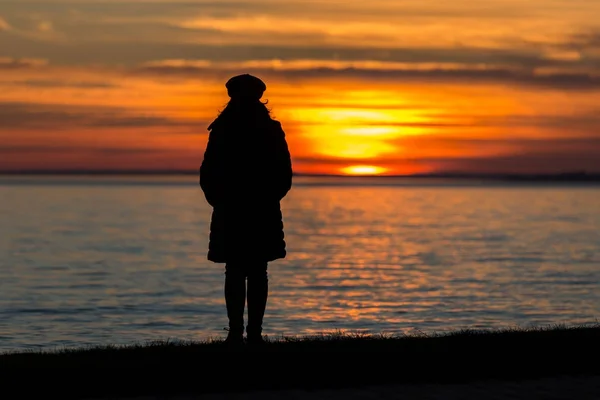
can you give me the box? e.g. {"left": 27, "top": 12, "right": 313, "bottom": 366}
{"left": 226, "top": 74, "right": 266, "bottom": 101}
{"left": 216, "top": 74, "right": 272, "bottom": 121}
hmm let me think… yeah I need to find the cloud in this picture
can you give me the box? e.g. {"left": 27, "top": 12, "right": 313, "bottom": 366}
{"left": 12, "top": 79, "right": 116, "bottom": 89}
{"left": 132, "top": 59, "right": 600, "bottom": 90}
{"left": 396, "top": 135, "right": 600, "bottom": 154}
{"left": 270, "top": 68, "right": 600, "bottom": 91}
{"left": 36, "top": 20, "right": 54, "bottom": 33}
{"left": 483, "top": 113, "right": 600, "bottom": 131}
{"left": 0, "top": 144, "right": 171, "bottom": 156}
{"left": 562, "top": 32, "right": 600, "bottom": 51}
{"left": 0, "top": 1, "right": 589, "bottom": 52}
{"left": 0, "top": 102, "right": 205, "bottom": 131}
{"left": 2, "top": 30, "right": 561, "bottom": 66}
{"left": 88, "top": 116, "right": 194, "bottom": 128}
{"left": 0, "top": 0, "right": 536, "bottom": 20}
{"left": 0, "top": 57, "right": 47, "bottom": 69}
{"left": 426, "top": 151, "right": 600, "bottom": 174}
{"left": 0, "top": 16, "right": 9, "bottom": 31}
{"left": 377, "top": 111, "right": 600, "bottom": 134}
{"left": 1, "top": 1, "right": 599, "bottom": 72}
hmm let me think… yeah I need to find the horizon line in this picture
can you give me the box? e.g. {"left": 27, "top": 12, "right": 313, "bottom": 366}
{"left": 0, "top": 170, "right": 599, "bottom": 180}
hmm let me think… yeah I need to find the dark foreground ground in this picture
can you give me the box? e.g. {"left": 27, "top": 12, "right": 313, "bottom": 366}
{"left": 1, "top": 325, "right": 598, "bottom": 400}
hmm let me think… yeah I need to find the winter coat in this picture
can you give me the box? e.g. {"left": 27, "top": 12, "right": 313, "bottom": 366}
{"left": 199, "top": 111, "right": 293, "bottom": 263}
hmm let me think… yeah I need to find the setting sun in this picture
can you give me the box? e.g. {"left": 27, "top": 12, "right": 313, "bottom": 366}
{"left": 341, "top": 165, "right": 388, "bottom": 175}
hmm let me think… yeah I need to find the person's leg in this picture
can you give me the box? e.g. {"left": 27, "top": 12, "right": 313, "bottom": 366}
{"left": 246, "top": 262, "right": 269, "bottom": 342}
{"left": 224, "top": 262, "right": 246, "bottom": 343}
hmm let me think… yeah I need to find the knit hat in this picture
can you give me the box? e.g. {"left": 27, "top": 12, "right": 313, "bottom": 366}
{"left": 225, "top": 74, "right": 266, "bottom": 100}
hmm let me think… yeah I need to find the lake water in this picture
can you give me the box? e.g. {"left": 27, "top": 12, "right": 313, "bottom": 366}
{"left": 1, "top": 176, "right": 599, "bottom": 351}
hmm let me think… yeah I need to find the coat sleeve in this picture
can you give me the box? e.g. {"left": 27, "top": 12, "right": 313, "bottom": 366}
{"left": 272, "top": 121, "right": 293, "bottom": 201}
{"left": 199, "top": 126, "right": 223, "bottom": 207}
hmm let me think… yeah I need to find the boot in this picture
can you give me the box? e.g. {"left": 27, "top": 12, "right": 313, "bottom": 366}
{"left": 224, "top": 328, "right": 244, "bottom": 346}
{"left": 246, "top": 266, "right": 268, "bottom": 345}
{"left": 224, "top": 269, "right": 246, "bottom": 345}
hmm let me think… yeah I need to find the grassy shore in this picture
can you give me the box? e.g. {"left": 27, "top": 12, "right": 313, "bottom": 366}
{"left": 1, "top": 324, "right": 599, "bottom": 399}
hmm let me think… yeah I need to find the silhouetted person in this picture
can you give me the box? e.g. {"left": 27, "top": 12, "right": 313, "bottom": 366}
{"left": 200, "top": 74, "right": 293, "bottom": 345}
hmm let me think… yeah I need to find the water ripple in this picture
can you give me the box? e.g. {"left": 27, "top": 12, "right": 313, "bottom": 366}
{"left": 0, "top": 178, "right": 599, "bottom": 350}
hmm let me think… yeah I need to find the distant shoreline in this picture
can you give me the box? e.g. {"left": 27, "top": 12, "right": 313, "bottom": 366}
{"left": 1, "top": 170, "right": 600, "bottom": 182}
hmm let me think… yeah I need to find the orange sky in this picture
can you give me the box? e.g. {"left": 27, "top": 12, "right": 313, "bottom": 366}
{"left": 1, "top": 0, "right": 600, "bottom": 175}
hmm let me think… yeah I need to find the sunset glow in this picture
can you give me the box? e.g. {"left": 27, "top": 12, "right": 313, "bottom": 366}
{"left": 0, "top": 1, "right": 599, "bottom": 174}
{"left": 341, "top": 166, "right": 388, "bottom": 176}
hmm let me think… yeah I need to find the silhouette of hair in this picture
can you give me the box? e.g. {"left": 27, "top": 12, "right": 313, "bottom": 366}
{"left": 208, "top": 74, "right": 274, "bottom": 131}
{"left": 209, "top": 98, "right": 273, "bottom": 132}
